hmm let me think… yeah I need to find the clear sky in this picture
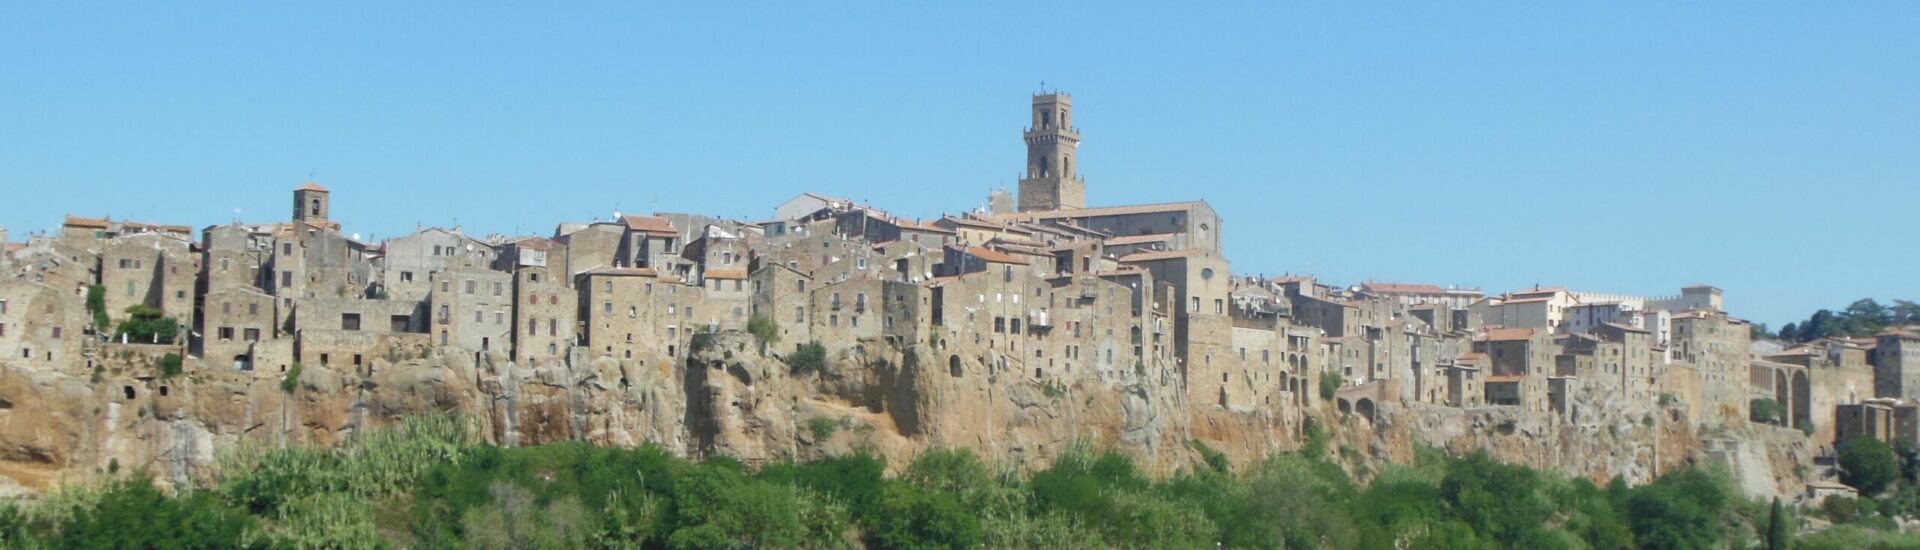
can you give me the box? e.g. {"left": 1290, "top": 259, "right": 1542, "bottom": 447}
{"left": 2, "top": 2, "right": 1914, "bottom": 326}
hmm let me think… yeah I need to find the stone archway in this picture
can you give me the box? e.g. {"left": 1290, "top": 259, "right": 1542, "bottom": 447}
{"left": 1792, "top": 370, "right": 1811, "bottom": 429}
{"left": 1337, "top": 398, "right": 1352, "bottom": 416}
{"left": 1774, "top": 369, "right": 1792, "bottom": 427}
{"left": 1356, "top": 397, "right": 1376, "bottom": 423}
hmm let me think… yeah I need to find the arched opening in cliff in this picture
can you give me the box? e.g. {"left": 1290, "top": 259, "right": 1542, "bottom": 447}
{"left": 233, "top": 354, "right": 253, "bottom": 371}
{"left": 1336, "top": 398, "right": 1352, "bottom": 416}
{"left": 949, "top": 355, "right": 962, "bottom": 378}
{"left": 122, "top": 386, "right": 136, "bottom": 400}
{"left": 1355, "top": 398, "right": 1375, "bottom": 423}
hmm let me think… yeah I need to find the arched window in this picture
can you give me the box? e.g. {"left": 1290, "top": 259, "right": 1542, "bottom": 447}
{"left": 1040, "top": 110, "right": 1052, "bottom": 129}
{"left": 310, "top": 199, "right": 321, "bottom": 216}
{"left": 1037, "top": 156, "right": 1049, "bottom": 178}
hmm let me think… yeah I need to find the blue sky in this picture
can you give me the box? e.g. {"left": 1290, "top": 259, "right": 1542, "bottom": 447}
{"left": 1, "top": 2, "right": 1914, "bottom": 326}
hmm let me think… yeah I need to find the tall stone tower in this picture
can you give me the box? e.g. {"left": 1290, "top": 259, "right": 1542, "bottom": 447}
{"left": 294, "top": 181, "right": 330, "bottom": 224}
{"left": 1017, "top": 92, "right": 1085, "bottom": 212}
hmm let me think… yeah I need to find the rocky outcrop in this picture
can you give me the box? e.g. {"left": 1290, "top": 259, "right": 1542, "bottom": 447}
{"left": 0, "top": 331, "right": 1816, "bottom": 502}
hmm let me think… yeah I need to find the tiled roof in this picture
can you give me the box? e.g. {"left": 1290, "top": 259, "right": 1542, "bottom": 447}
{"left": 1501, "top": 296, "right": 1554, "bottom": 304}
{"left": 63, "top": 216, "right": 110, "bottom": 229}
{"left": 1485, "top": 327, "right": 1537, "bottom": 341}
{"left": 1599, "top": 322, "right": 1649, "bottom": 333}
{"left": 621, "top": 215, "right": 678, "bottom": 236}
{"left": 1118, "top": 249, "right": 1201, "bottom": 263}
{"left": 1105, "top": 233, "right": 1175, "bottom": 245}
{"left": 1003, "top": 201, "right": 1204, "bottom": 220}
{"left": 964, "top": 246, "right": 1029, "bottom": 265}
{"left": 586, "top": 267, "right": 658, "bottom": 277}
{"left": 705, "top": 269, "right": 748, "bottom": 280}
{"left": 296, "top": 181, "right": 329, "bottom": 192}
{"left": 1485, "top": 375, "right": 1525, "bottom": 383}
{"left": 1362, "top": 282, "right": 1447, "bottom": 294}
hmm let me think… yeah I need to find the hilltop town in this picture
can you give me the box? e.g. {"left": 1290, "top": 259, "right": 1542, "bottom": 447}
{"left": 1, "top": 92, "right": 1914, "bottom": 505}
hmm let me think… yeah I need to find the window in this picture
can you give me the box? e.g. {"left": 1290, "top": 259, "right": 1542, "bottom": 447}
{"left": 604, "top": 302, "right": 612, "bottom": 314}
{"left": 796, "top": 280, "right": 806, "bottom": 292}
{"left": 220, "top": 258, "right": 230, "bottom": 271}
{"left": 474, "top": 310, "right": 482, "bottom": 323}
{"left": 1215, "top": 299, "right": 1224, "bottom": 314}
{"left": 605, "top": 281, "right": 613, "bottom": 292}
{"left": 401, "top": 271, "right": 414, "bottom": 283}
{"left": 223, "top": 303, "right": 232, "bottom": 314}
{"left": 51, "top": 327, "right": 62, "bottom": 339}
{"left": 529, "top": 319, "right": 539, "bottom": 335}
{"left": 795, "top": 307, "right": 805, "bottom": 323}
{"left": 493, "top": 282, "right": 503, "bottom": 296}
{"left": 465, "top": 280, "right": 476, "bottom": 294}
{"left": 1190, "top": 297, "right": 1200, "bottom": 312}
{"left": 249, "top": 303, "right": 259, "bottom": 315}
{"left": 244, "top": 328, "right": 260, "bottom": 341}
{"left": 549, "top": 319, "right": 557, "bottom": 336}
{"left": 342, "top": 313, "right": 361, "bottom": 331}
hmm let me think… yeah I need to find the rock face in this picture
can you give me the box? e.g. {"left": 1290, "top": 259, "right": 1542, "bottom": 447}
{"left": 0, "top": 331, "right": 1813, "bottom": 501}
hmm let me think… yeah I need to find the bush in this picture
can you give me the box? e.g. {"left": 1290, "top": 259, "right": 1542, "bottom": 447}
{"left": 747, "top": 315, "right": 779, "bottom": 344}
{"left": 86, "top": 284, "right": 108, "bottom": 330}
{"left": 1751, "top": 398, "right": 1783, "bottom": 425}
{"left": 807, "top": 417, "right": 838, "bottom": 442}
{"left": 280, "top": 362, "right": 302, "bottom": 393}
{"left": 788, "top": 342, "right": 826, "bottom": 375}
{"left": 158, "top": 353, "right": 183, "bottom": 378}
{"left": 115, "top": 305, "right": 180, "bottom": 344}
{"left": 1839, "top": 437, "right": 1899, "bottom": 496}
{"left": 1319, "top": 371, "right": 1342, "bottom": 401}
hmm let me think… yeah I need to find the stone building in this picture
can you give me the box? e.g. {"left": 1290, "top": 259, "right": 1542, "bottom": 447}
{"left": 198, "top": 286, "right": 285, "bottom": 372}
{"left": 100, "top": 231, "right": 196, "bottom": 330}
{"left": 381, "top": 227, "right": 495, "bottom": 302}
{"left": 431, "top": 267, "right": 514, "bottom": 357}
{"left": 1874, "top": 329, "right": 1920, "bottom": 401}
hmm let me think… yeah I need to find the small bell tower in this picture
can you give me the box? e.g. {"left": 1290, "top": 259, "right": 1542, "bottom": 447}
{"left": 294, "top": 181, "right": 330, "bottom": 223}
{"left": 1017, "top": 91, "right": 1085, "bottom": 212}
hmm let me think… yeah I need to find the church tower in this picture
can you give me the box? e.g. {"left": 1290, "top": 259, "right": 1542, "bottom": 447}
{"left": 1017, "top": 92, "right": 1085, "bottom": 212}
{"left": 293, "top": 181, "right": 330, "bottom": 224}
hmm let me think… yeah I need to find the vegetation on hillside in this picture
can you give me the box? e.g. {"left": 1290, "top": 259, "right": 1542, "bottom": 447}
{"left": 2, "top": 415, "right": 1917, "bottom": 548}
{"left": 1763, "top": 298, "right": 1919, "bottom": 343}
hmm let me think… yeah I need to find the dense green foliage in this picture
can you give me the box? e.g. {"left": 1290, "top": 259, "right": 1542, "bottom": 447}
{"left": 1840, "top": 437, "right": 1899, "bottom": 497}
{"left": 788, "top": 341, "right": 827, "bottom": 375}
{"left": 6, "top": 415, "right": 1918, "bottom": 548}
{"left": 281, "top": 361, "right": 303, "bottom": 393}
{"left": 84, "top": 284, "right": 108, "bottom": 331}
{"left": 114, "top": 304, "right": 180, "bottom": 344}
{"left": 1776, "top": 298, "right": 1919, "bottom": 343}
{"left": 1319, "top": 370, "right": 1341, "bottom": 400}
{"left": 159, "top": 352, "right": 183, "bottom": 378}
{"left": 747, "top": 314, "right": 780, "bottom": 344}
{"left": 1750, "top": 398, "right": 1783, "bottom": 425}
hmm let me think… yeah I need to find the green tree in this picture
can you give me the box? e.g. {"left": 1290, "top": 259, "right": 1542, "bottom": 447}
{"left": 61, "top": 478, "right": 263, "bottom": 549}
{"left": 787, "top": 342, "right": 826, "bottom": 375}
{"left": 1767, "top": 497, "right": 1791, "bottom": 550}
{"left": 159, "top": 352, "right": 184, "bottom": 378}
{"left": 115, "top": 304, "right": 180, "bottom": 344}
{"left": 1319, "top": 371, "right": 1342, "bottom": 400}
{"left": 1839, "top": 437, "right": 1899, "bottom": 496}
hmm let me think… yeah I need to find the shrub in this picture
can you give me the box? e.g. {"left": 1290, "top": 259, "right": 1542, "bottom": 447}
{"left": 86, "top": 284, "right": 108, "bottom": 330}
{"left": 158, "top": 353, "right": 183, "bottom": 378}
{"left": 281, "top": 362, "right": 302, "bottom": 394}
{"left": 1750, "top": 398, "right": 1783, "bottom": 425}
{"left": 1319, "top": 371, "right": 1342, "bottom": 401}
{"left": 747, "top": 315, "right": 779, "bottom": 344}
{"left": 807, "top": 417, "right": 838, "bottom": 442}
{"left": 788, "top": 342, "right": 826, "bottom": 375}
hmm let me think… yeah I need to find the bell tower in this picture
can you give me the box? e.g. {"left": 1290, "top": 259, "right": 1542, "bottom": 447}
{"left": 1017, "top": 91, "right": 1085, "bottom": 212}
{"left": 293, "top": 181, "right": 330, "bottom": 224}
